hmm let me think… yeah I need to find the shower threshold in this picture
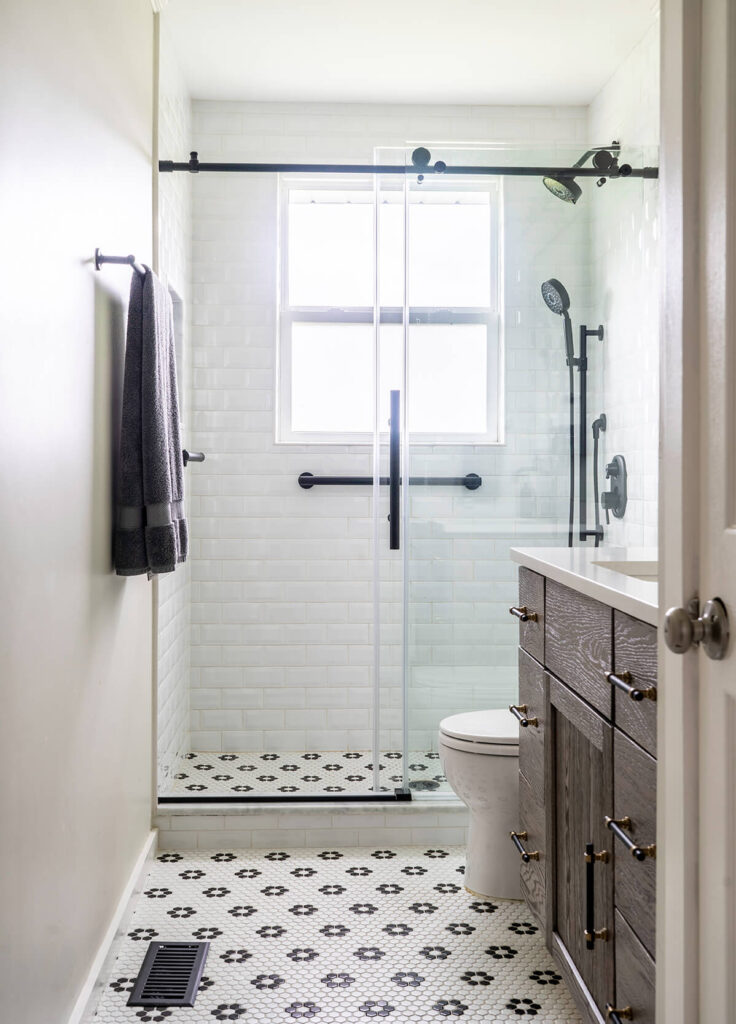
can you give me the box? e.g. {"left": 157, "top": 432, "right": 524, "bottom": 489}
{"left": 159, "top": 750, "right": 450, "bottom": 801}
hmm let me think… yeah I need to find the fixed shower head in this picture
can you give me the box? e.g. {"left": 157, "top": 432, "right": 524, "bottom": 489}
{"left": 541, "top": 279, "right": 574, "bottom": 364}
{"left": 542, "top": 175, "right": 582, "bottom": 205}
{"left": 543, "top": 144, "right": 621, "bottom": 204}
{"left": 541, "top": 278, "right": 570, "bottom": 316}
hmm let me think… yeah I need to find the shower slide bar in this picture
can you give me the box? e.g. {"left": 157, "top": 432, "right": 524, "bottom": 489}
{"left": 298, "top": 472, "right": 482, "bottom": 489}
{"left": 94, "top": 248, "right": 146, "bottom": 276}
{"left": 159, "top": 152, "right": 659, "bottom": 180}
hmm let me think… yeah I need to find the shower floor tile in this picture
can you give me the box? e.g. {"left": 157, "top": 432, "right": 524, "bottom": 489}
{"left": 94, "top": 845, "right": 581, "bottom": 1023}
{"left": 163, "top": 751, "right": 451, "bottom": 797}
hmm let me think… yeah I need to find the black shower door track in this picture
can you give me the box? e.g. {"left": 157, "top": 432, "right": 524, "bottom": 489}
{"left": 159, "top": 156, "right": 659, "bottom": 179}
{"left": 159, "top": 790, "right": 412, "bottom": 805}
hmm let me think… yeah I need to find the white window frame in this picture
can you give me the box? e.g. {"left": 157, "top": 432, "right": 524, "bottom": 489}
{"left": 276, "top": 177, "right": 503, "bottom": 445}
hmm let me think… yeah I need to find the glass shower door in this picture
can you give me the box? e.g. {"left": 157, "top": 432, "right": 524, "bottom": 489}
{"left": 399, "top": 145, "right": 590, "bottom": 792}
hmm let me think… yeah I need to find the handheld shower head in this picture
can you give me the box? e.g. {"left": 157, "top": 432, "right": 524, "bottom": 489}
{"left": 541, "top": 278, "right": 575, "bottom": 364}
{"left": 541, "top": 278, "right": 570, "bottom": 315}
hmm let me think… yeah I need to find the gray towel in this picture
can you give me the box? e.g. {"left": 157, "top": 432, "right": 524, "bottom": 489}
{"left": 114, "top": 267, "right": 188, "bottom": 576}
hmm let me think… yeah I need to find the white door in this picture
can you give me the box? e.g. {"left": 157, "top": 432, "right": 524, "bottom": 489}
{"left": 659, "top": 1, "right": 736, "bottom": 1022}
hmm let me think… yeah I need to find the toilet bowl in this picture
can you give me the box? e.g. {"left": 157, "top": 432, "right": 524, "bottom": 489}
{"left": 439, "top": 709, "right": 521, "bottom": 900}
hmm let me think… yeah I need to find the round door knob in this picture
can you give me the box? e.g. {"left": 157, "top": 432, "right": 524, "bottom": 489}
{"left": 664, "top": 605, "right": 701, "bottom": 654}
{"left": 664, "top": 598, "right": 729, "bottom": 660}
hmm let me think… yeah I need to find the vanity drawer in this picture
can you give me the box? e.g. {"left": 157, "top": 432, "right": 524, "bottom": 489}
{"left": 612, "top": 611, "right": 657, "bottom": 756}
{"left": 613, "top": 909, "right": 655, "bottom": 1024}
{"left": 545, "top": 578, "right": 613, "bottom": 718}
{"left": 515, "top": 649, "right": 546, "bottom": 805}
{"left": 515, "top": 567, "right": 545, "bottom": 663}
{"left": 611, "top": 730, "right": 657, "bottom": 957}
{"left": 517, "top": 771, "right": 546, "bottom": 929}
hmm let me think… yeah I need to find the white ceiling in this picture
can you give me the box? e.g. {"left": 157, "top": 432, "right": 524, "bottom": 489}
{"left": 164, "top": 0, "right": 658, "bottom": 106}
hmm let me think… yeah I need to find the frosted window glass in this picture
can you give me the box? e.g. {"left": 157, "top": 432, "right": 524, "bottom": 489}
{"left": 291, "top": 323, "right": 488, "bottom": 435}
{"left": 408, "top": 203, "right": 491, "bottom": 307}
{"left": 408, "top": 324, "right": 488, "bottom": 433}
{"left": 288, "top": 201, "right": 374, "bottom": 307}
{"left": 291, "top": 324, "right": 373, "bottom": 432}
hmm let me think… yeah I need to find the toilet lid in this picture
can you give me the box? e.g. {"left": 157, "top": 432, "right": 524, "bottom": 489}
{"left": 439, "top": 708, "right": 519, "bottom": 745}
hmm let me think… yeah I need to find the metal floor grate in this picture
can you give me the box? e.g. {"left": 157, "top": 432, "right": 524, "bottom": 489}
{"left": 127, "top": 941, "right": 209, "bottom": 1007}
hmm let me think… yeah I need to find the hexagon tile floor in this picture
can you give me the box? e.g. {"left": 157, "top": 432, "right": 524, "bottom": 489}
{"left": 93, "top": 846, "right": 581, "bottom": 1023}
{"left": 161, "top": 751, "right": 451, "bottom": 798}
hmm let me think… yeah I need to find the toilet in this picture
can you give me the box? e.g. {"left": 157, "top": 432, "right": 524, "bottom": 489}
{"left": 439, "top": 708, "right": 521, "bottom": 900}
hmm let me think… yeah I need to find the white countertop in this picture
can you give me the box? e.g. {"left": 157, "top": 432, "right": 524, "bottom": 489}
{"left": 510, "top": 546, "right": 659, "bottom": 626}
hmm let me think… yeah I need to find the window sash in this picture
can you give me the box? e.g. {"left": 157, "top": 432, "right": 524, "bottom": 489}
{"left": 277, "top": 178, "right": 503, "bottom": 445}
{"left": 277, "top": 312, "right": 501, "bottom": 446}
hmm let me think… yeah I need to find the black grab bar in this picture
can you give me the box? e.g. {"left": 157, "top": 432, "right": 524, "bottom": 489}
{"left": 298, "top": 472, "right": 482, "bottom": 490}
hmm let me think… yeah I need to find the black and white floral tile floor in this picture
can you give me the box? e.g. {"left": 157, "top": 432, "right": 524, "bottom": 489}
{"left": 162, "top": 751, "right": 451, "bottom": 797}
{"left": 94, "top": 846, "right": 581, "bottom": 1023}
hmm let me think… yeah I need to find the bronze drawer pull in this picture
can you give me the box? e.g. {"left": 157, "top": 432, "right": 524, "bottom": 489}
{"left": 606, "top": 670, "right": 657, "bottom": 702}
{"left": 509, "top": 605, "right": 537, "bottom": 622}
{"left": 509, "top": 704, "right": 539, "bottom": 728}
{"left": 509, "top": 830, "right": 540, "bottom": 863}
{"left": 605, "top": 816, "right": 656, "bottom": 861}
{"left": 584, "top": 842, "right": 610, "bottom": 949}
{"left": 605, "top": 1006, "right": 633, "bottom": 1023}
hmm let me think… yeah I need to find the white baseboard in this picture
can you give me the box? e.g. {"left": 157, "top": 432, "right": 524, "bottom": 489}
{"left": 67, "top": 829, "right": 158, "bottom": 1024}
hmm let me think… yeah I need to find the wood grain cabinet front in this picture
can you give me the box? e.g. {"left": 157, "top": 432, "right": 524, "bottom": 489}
{"left": 516, "top": 649, "right": 546, "bottom": 805}
{"left": 514, "top": 567, "right": 545, "bottom": 663}
{"left": 513, "top": 565, "right": 657, "bottom": 1024}
{"left": 610, "top": 730, "right": 657, "bottom": 958}
{"left": 610, "top": 910, "right": 656, "bottom": 1024}
{"left": 545, "top": 578, "right": 613, "bottom": 718}
{"left": 611, "top": 611, "right": 658, "bottom": 757}
{"left": 549, "top": 675, "right": 614, "bottom": 1019}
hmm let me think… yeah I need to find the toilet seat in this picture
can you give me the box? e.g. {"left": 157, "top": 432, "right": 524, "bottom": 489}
{"left": 439, "top": 709, "right": 519, "bottom": 756}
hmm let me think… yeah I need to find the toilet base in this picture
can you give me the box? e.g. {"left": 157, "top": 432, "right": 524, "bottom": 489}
{"left": 464, "top": 807, "right": 522, "bottom": 901}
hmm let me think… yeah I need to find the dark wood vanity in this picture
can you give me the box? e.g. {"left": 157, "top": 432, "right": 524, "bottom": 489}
{"left": 510, "top": 566, "right": 657, "bottom": 1024}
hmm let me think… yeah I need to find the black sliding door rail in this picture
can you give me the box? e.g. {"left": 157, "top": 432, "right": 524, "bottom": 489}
{"left": 298, "top": 472, "right": 482, "bottom": 490}
{"left": 160, "top": 153, "right": 659, "bottom": 180}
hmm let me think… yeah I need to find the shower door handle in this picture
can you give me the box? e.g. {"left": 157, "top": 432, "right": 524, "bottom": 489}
{"left": 389, "top": 389, "right": 400, "bottom": 550}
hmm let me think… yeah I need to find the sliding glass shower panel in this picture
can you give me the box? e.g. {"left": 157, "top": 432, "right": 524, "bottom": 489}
{"left": 400, "top": 146, "right": 594, "bottom": 792}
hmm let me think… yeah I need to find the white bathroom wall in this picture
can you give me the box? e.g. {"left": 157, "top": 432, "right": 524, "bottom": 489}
{"left": 0, "top": 2, "right": 154, "bottom": 1022}
{"left": 183, "top": 101, "right": 590, "bottom": 756}
{"left": 588, "top": 22, "right": 660, "bottom": 547}
{"left": 156, "top": 14, "right": 193, "bottom": 791}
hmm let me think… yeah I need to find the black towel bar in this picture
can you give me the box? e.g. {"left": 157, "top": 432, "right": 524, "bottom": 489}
{"left": 94, "top": 247, "right": 146, "bottom": 277}
{"left": 298, "top": 472, "right": 481, "bottom": 490}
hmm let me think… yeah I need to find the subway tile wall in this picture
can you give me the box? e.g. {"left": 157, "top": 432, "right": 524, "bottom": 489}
{"left": 156, "top": 28, "right": 193, "bottom": 790}
{"left": 185, "top": 102, "right": 592, "bottom": 755}
{"left": 588, "top": 21, "right": 660, "bottom": 547}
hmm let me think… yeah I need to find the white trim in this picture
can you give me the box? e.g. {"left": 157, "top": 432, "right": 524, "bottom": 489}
{"left": 658, "top": 1, "right": 701, "bottom": 1022}
{"left": 68, "top": 830, "right": 158, "bottom": 1024}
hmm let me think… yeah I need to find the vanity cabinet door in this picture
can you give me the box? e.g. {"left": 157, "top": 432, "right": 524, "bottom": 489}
{"left": 549, "top": 675, "right": 614, "bottom": 1020}
{"left": 517, "top": 771, "right": 547, "bottom": 929}
{"left": 612, "top": 730, "right": 657, "bottom": 957}
{"left": 517, "top": 649, "right": 546, "bottom": 804}
{"left": 612, "top": 910, "right": 655, "bottom": 1024}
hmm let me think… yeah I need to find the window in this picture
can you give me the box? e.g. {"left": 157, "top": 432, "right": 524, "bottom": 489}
{"left": 277, "top": 181, "right": 501, "bottom": 443}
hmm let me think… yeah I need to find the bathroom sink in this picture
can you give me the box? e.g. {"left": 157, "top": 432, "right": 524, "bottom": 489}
{"left": 591, "top": 559, "right": 658, "bottom": 582}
